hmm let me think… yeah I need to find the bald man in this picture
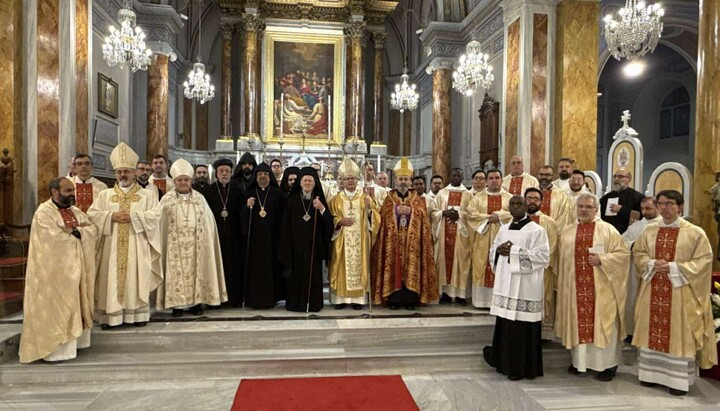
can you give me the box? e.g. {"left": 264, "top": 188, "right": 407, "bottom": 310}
{"left": 502, "top": 156, "right": 539, "bottom": 196}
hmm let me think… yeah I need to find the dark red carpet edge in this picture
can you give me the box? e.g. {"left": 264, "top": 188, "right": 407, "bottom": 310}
{"left": 231, "top": 375, "right": 420, "bottom": 411}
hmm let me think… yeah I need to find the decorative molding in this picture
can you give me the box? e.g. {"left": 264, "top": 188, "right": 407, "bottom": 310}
{"left": 344, "top": 20, "right": 366, "bottom": 38}
{"left": 373, "top": 32, "right": 387, "bottom": 49}
{"left": 220, "top": 23, "right": 236, "bottom": 40}
{"left": 239, "top": 13, "right": 266, "bottom": 32}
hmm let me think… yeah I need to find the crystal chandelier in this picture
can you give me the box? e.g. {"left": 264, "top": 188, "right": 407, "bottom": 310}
{"left": 603, "top": 0, "right": 665, "bottom": 60}
{"left": 390, "top": 68, "right": 419, "bottom": 113}
{"left": 102, "top": 1, "right": 152, "bottom": 72}
{"left": 452, "top": 40, "right": 494, "bottom": 96}
{"left": 183, "top": 0, "right": 214, "bottom": 104}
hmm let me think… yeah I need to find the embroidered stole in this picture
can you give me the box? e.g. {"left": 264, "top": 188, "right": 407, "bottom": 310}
{"left": 509, "top": 176, "right": 523, "bottom": 195}
{"left": 58, "top": 208, "right": 79, "bottom": 228}
{"left": 443, "top": 191, "right": 462, "bottom": 283}
{"left": 110, "top": 184, "right": 142, "bottom": 303}
{"left": 484, "top": 194, "right": 503, "bottom": 287}
{"left": 574, "top": 222, "right": 596, "bottom": 343}
{"left": 648, "top": 226, "right": 680, "bottom": 353}
{"left": 75, "top": 183, "right": 94, "bottom": 212}
{"left": 541, "top": 189, "right": 552, "bottom": 216}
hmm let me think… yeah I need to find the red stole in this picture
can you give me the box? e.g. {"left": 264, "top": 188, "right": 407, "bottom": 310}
{"left": 58, "top": 208, "right": 79, "bottom": 228}
{"left": 484, "top": 194, "right": 503, "bottom": 287}
{"left": 574, "top": 222, "right": 596, "bottom": 343}
{"left": 153, "top": 179, "right": 167, "bottom": 194}
{"left": 508, "top": 176, "right": 523, "bottom": 195}
{"left": 541, "top": 189, "right": 552, "bottom": 216}
{"left": 648, "top": 226, "right": 679, "bottom": 353}
{"left": 443, "top": 191, "right": 462, "bottom": 283}
{"left": 75, "top": 183, "right": 94, "bottom": 212}
{"left": 530, "top": 214, "right": 540, "bottom": 224}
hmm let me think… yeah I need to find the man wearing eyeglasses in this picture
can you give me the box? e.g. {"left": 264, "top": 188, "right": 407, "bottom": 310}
{"left": 599, "top": 169, "right": 644, "bottom": 234}
{"left": 631, "top": 190, "right": 716, "bottom": 396}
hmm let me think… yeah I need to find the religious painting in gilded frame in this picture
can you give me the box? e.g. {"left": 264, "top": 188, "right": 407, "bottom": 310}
{"left": 263, "top": 29, "right": 343, "bottom": 144}
{"left": 98, "top": 73, "right": 119, "bottom": 119}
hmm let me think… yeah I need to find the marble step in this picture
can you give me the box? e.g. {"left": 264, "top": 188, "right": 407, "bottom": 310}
{"left": 87, "top": 316, "right": 495, "bottom": 353}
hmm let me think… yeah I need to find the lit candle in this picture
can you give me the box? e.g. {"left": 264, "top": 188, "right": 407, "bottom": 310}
{"left": 327, "top": 95, "right": 332, "bottom": 142}
{"left": 280, "top": 92, "right": 284, "bottom": 143}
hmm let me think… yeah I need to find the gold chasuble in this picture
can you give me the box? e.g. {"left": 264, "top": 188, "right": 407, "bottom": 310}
{"left": 502, "top": 173, "right": 539, "bottom": 196}
{"left": 529, "top": 212, "right": 559, "bottom": 336}
{"left": 328, "top": 190, "right": 380, "bottom": 299}
{"left": 632, "top": 219, "right": 717, "bottom": 369}
{"left": 19, "top": 200, "right": 98, "bottom": 363}
{"left": 372, "top": 189, "right": 437, "bottom": 305}
{"left": 431, "top": 185, "right": 472, "bottom": 296}
{"left": 556, "top": 217, "right": 630, "bottom": 349}
{"left": 540, "top": 185, "right": 572, "bottom": 229}
{"left": 466, "top": 190, "right": 512, "bottom": 289}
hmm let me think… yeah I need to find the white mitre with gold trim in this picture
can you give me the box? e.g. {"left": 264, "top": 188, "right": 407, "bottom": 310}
{"left": 393, "top": 157, "right": 414, "bottom": 177}
{"left": 110, "top": 142, "right": 139, "bottom": 170}
{"left": 170, "top": 158, "right": 194, "bottom": 179}
{"left": 337, "top": 158, "right": 360, "bottom": 179}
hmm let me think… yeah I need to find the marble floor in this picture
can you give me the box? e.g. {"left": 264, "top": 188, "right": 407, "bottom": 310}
{"left": 1, "top": 365, "right": 720, "bottom": 410}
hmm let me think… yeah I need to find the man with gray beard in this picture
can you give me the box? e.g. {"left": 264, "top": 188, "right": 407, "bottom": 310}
{"left": 599, "top": 169, "right": 644, "bottom": 234}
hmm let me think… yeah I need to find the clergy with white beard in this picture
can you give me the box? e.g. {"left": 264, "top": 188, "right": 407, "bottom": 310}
{"left": 621, "top": 196, "right": 661, "bottom": 336}
{"left": 483, "top": 195, "right": 550, "bottom": 381}
{"left": 502, "top": 156, "right": 539, "bottom": 196}
{"left": 156, "top": 158, "right": 227, "bottom": 317}
{"left": 432, "top": 168, "right": 473, "bottom": 305}
{"left": 20, "top": 177, "right": 98, "bottom": 363}
{"left": 328, "top": 159, "right": 380, "bottom": 310}
{"left": 70, "top": 153, "right": 108, "bottom": 212}
{"left": 466, "top": 169, "right": 512, "bottom": 308}
{"left": 556, "top": 193, "right": 630, "bottom": 382}
{"left": 88, "top": 143, "right": 163, "bottom": 330}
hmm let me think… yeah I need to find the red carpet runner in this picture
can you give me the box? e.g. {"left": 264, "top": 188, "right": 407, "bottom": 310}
{"left": 231, "top": 375, "right": 419, "bottom": 411}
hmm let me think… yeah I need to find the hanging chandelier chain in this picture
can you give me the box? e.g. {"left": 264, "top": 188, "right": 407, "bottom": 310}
{"left": 183, "top": 0, "right": 215, "bottom": 104}
{"left": 389, "top": 7, "right": 419, "bottom": 112}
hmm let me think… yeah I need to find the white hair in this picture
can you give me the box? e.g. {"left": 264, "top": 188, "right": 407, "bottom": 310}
{"left": 577, "top": 192, "right": 599, "bottom": 209}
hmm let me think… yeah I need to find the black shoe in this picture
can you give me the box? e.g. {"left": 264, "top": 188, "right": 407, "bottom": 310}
{"left": 668, "top": 388, "right": 687, "bottom": 396}
{"left": 439, "top": 293, "right": 452, "bottom": 304}
{"left": 567, "top": 365, "right": 582, "bottom": 375}
{"left": 640, "top": 381, "right": 657, "bottom": 388}
{"left": 596, "top": 366, "right": 617, "bottom": 382}
{"left": 100, "top": 324, "right": 120, "bottom": 331}
{"left": 454, "top": 297, "right": 467, "bottom": 306}
{"left": 335, "top": 304, "right": 347, "bottom": 310}
{"left": 133, "top": 321, "right": 147, "bottom": 327}
{"left": 483, "top": 346, "right": 496, "bottom": 368}
{"left": 172, "top": 309, "right": 184, "bottom": 317}
{"left": 351, "top": 304, "right": 362, "bottom": 310}
{"left": 405, "top": 304, "right": 415, "bottom": 311}
{"left": 189, "top": 305, "right": 204, "bottom": 316}
{"left": 389, "top": 304, "right": 400, "bottom": 310}
{"left": 508, "top": 374, "right": 523, "bottom": 381}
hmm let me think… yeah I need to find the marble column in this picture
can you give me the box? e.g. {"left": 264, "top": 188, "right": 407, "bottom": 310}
{"left": 372, "top": 32, "right": 386, "bottom": 143}
{"left": 0, "top": 0, "right": 24, "bottom": 222}
{"left": 183, "top": 97, "right": 192, "bottom": 149}
{"left": 240, "top": 13, "right": 263, "bottom": 138}
{"left": 431, "top": 61, "right": 452, "bottom": 181}
{"left": 37, "top": 0, "right": 60, "bottom": 203}
{"left": 220, "top": 23, "right": 233, "bottom": 138}
{"left": 345, "top": 21, "right": 365, "bottom": 141}
{"left": 59, "top": 0, "right": 76, "bottom": 174}
{"left": 75, "top": 0, "right": 88, "bottom": 154}
{"left": 693, "top": 0, "right": 720, "bottom": 270}
{"left": 500, "top": 0, "right": 557, "bottom": 175}
{"left": 554, "top": 0, "right": 598, "bottom": 171}
{"left": 147, "top": 54, "right": 169, "bottom": 158}
{"left": 196, "top": 100, "right": 208, "bottom": 151}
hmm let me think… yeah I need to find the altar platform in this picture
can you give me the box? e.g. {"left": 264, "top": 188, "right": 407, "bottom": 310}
{"left": 1, "top": 304, "right": 720, "bottom": 410}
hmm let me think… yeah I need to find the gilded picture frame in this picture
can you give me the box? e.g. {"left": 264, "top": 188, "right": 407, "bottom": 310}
{"left": 263, "top": 29, "right": 344, "bottom": 144}
{"left": 97, "top": 73, "right": 119, "bottom": 119}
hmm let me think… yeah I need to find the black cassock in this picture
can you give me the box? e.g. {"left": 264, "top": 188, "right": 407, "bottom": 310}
{"left": 201, "top": 182, "right": 244, "bottom": 306}
{"left": 240, "top": 186, "right": 287, "bottom": 308}
{"left": 600, "top": 187, "right": 644, "bottom": 234}
{"left": 278, "top": 194, "right": 333, "bottom": 312}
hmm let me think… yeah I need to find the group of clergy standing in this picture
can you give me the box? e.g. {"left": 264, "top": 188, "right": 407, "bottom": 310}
{"left": 17, "top": 145, "right": 717, "bottom": 398}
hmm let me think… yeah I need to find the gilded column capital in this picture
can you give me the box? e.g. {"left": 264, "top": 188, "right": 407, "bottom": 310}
{"left": 240, "top": 13, "right": 265, "bottom": 32}
{"left": 373, "top": 32, "right": 387, "bottom": 49}
{"left": 220, "top": 23, "right": 236, "bottom": 40}
{"left": 344, "top": 21, "right": 366, "bottom": 39}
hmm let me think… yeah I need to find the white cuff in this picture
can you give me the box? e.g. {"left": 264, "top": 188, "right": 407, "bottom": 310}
{"left": 642, "top": 259, "right": 657, "bottom": 282}
{"left": 667, "top": 262, "right": 689, "bottom": 288}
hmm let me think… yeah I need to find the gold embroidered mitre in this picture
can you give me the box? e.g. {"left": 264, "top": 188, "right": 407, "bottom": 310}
{"left": 170, "top": 158, "right": 194, "bottom": 179}
{"left": 110, "top": 142, "right": 139, "bottom": 170}
{"left": 393, "top": 157, "right": 414, "bottom": 177}
{"left": 338, "top": 158, "right": 360, "bottom": 179}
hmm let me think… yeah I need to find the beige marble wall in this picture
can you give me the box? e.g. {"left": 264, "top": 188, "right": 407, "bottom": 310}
{"left": 345, "top": 22, "right": 365, "bottom": 140}
{"left": 432, "top": 68, "right": 451, "bottom": 181}
{"left": 530, "top": 14, "right": 548, "bottom": 175}
{"left": 0, "top": 0, "right": 23, "bottom": 223}
{"left": 504, "top": 19, "right": 520, "bottom": 175}
{"left": 693, "top": 0, "right": 720, "bottom": 269}
{"left": 147, "top": 54, "right": 169, "bottom": 157}
{"left": 75, "top": 0, "right": 88, "bottom": 154}
{"left": 554, "top": 0, "right": 598, "bottom": 171}
{"left": 37, "top": 0, "right": 59, "bottom": 203}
